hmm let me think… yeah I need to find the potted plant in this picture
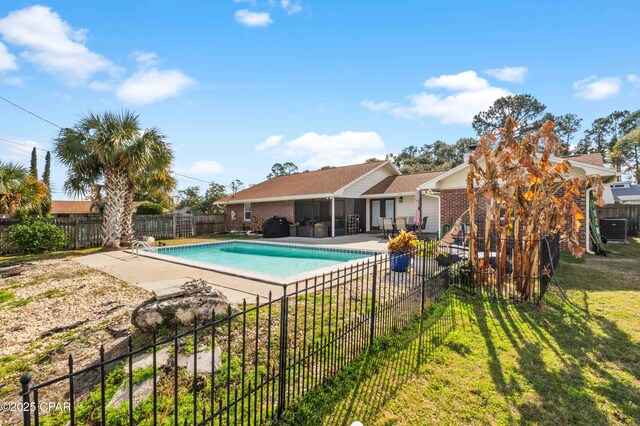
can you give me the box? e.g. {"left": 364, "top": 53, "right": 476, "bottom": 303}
{"left": 314, "top": 222, "right": 328, "bottom": 238}
{"left": 412, "top": 239, "right": 437, "bottom": 275}
{"left": 289, "top": 221, "right": 299, "bottom": 236}
{"left": 387, "top": 230, "right": 417, "bottom": 272}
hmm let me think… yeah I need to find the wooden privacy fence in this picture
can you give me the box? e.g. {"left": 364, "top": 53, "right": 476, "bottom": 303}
{"left": 597, "top": 204, "right": 640, "bottom": 236}
{"left": 0, "top": 213, "right": 226, "bottom": 253}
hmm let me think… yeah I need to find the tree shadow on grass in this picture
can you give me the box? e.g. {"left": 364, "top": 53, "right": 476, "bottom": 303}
{"left": 475, "top": 293, "right": 640, "bottom": 425}
{"left": 281, "top": 292, "right": 457, "bottom": 425}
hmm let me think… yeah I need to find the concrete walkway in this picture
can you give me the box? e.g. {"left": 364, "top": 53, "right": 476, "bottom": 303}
{"left": 77, "top": 250, "right": 283, "bottom": 303}
{"left": 76, "top": 233, "right": 387, "bottom": 304}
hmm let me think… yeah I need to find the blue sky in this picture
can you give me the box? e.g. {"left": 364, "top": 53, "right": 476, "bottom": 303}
{"left": 0, "top": 1, "right": 638, "bottom": 199}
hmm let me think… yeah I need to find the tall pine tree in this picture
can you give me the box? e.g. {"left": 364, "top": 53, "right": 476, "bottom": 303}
{"left": 41, "top": 151, "right": 52, "bottom": 216}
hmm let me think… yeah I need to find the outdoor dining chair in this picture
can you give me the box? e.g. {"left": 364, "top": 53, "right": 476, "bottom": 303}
{"left": 382, "top": 217, "right": 395, "bottom": 237}
{"left": 395, "top": 216, "right": 407, "bottom": 232}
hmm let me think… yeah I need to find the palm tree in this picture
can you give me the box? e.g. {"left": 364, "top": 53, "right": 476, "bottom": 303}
{"left": 55, "top": 111, "right": 174, "bottom": 249}
{"left": 0, "top": 161, "right": 47, "bottom": 217}
{"left": 120, "top": 132, "right": 175, "bottom": 244}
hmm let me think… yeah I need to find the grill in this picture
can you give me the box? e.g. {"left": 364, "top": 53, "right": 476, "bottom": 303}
{"left": 262, "top": 216, "right": 290, "bottom": 238}
{"left": 600, "top": 218, "right": 627, "bottom": 241}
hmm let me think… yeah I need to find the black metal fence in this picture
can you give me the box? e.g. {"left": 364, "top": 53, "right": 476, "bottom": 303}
{"left": 446, "top": 234, "right": 561, "bottom": 303}
{"left": 16, "top": 246, "right": 462, "bottom": 426}
{"left": 15, "top": 235, "right": 557, "bottom": 425}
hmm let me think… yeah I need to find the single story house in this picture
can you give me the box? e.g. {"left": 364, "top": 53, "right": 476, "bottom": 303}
{"left": 51, "top": 200, "right": 99, "bottom": 217}
{"left": 215, "top": 153, "right": 617, "bottom": 251}
{"left": 608, "top": 181, "right": 640, "bottom": 204}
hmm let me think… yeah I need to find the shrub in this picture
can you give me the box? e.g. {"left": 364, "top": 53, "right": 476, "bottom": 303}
{"left": 136, "top": 202, "right": 164, "bottom": 215}
{"left": 413, "top": 239, "right": 438, "bottom": 258}
{"left": 387, "top": 230, "right": 418, "bottom": 254}
{"left": 6, "top": 218, "right": 69, "bottom": 254}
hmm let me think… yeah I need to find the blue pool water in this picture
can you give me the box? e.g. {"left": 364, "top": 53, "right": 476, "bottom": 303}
{"left": 151, "top": 241, "right": 374, "bottom": 278}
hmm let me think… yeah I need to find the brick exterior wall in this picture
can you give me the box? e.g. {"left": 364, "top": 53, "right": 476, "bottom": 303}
{"left": 225, "top": 200, "right": 294, "bottom": 231}
{"left": 440, "top": 187, "right": 588, "bottom": 251}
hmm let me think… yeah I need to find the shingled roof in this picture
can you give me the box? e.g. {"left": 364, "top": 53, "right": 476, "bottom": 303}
{"left": 217, "top": 161, "right": 388, "bottom": 203}
{"left": 363, "top": 170, "right": 447, "bottom": 195}
{"left": 51, "top": 201, "right": 97, "bottom": 214}
{"left": 563, "top": 153, "right": 605, "bottom": 167}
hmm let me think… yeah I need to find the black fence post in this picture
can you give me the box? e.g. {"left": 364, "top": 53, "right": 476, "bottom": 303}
{"left": 20, "top": 374, "right": 31, "bottom": 426}
{"left": 277, "top": 287, "right": 289, "bottom": 419}
{"left": 420, "top": 248, "right": 427, "bottom": 316}
{"left": 369, "top": 257, "right": 378, "bottom": 347}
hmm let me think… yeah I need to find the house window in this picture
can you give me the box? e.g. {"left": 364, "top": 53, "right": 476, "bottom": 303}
{"left": 244, "top": 203, "right": 251, "bottom": 221}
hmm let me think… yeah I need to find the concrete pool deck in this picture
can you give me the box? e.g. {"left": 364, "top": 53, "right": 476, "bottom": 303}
{"left": 76, "top": 233, "right": 387, "bottom": 304}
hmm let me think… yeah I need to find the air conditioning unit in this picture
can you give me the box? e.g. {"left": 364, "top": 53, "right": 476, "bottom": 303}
{"left": 599, "top": 218, "right": 627, "bottom": 242}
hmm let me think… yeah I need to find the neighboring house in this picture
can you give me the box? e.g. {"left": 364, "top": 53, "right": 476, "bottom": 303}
{"left": 608, "top": 181, "right": 640, "bottom": 204}
{"left": 216, "top": 153, "right": 617, "bottom": 251}
{"left": 50, "top": 200, "right": 99, "bottom": 217}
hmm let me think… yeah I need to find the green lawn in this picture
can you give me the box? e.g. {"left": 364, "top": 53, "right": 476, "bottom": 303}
{"left": 284, "top": 238, "right": 640, "bottom": 425}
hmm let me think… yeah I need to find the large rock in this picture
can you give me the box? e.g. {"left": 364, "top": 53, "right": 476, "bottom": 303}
{"left": 132, "top": 279, "right": 233, "bottom": 331}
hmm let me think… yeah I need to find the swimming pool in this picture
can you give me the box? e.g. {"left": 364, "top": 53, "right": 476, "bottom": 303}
{"left": 137, "top": 241, "right": 378, "bottom": 284}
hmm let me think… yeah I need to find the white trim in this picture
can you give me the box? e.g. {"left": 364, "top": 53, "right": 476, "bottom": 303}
{"left": 361, "top": 191, "right": 415, "bottom": 198}
{"left": 243, "top": 202, "right": 251, "bottom": 221}
{"left": 418, "top": 162, "right": 469, "bottom": 190}
{"left": 419, "top": 155, "right": 618, "bottom": 191}
{"left": 331, "top": 197, "right": 336, "bottom": 237}
{"left": 215, "top": 193, "right": 334, "bottom": 205}
{"left": 586, "top": 188, "right": 594, "bottom": 254}
{"left": 424, "top": 191, "right": 441, "bottom": 238}
{"left": 334, "top": 161, "right": 400, "bottom": 196}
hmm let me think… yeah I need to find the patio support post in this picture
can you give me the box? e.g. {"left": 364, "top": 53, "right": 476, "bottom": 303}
{"left": 331, "top": 197, "right": 336, "bottom": 237}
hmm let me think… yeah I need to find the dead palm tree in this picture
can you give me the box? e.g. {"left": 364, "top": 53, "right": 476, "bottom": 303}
{"left": 55, "top": 111, "right": 174, "bottom": 249}
{"left": 0, "top": 161, "right": 47, "bottom": 217}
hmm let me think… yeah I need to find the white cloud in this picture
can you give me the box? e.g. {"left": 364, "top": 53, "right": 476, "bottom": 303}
{"left": 177, "top": 160, "right": 225, "bottom": 176}
{"left": 116, "top": 68, "right": 195, "bottom": 104}
{"left": 2, "top": 76, "right": 24, "bottom": 86}
{"left": 573, "top": 76, "right": 621, "bottom": 100}
{"left": 360, "top": 100, "right": 394, "bottom": 111}
{"left": 485, "top": 66, "right": 528, "bottom": 83}
{"left": 365, "top": 70, "right": 512, "bottom": 125}
{"left": 276, "top": 131, "right": 387, "bottom": 169}
{"left": 393, "top": 87, "right": 512, "bottom": 124}
{"left": 256, "top": 134, "right": 284, "bottom": 151}
{"left": 88, "top": 80, "right": 114, "bottom": 91}
{"left": 628, "top": 74, "right": 640, "bottom": 88}
{"left": 235, "top": 9, "right": 273, "bottom": 26}
{"left": 0, "top": 138, "right": 43, "bottom": 163}
{"left": 281, "top": 0, "right": 302, "bottom": 15}
{"left": 423, "top": 70, "right": 489, "bottom": 91}
{"left": 0, "top": 5, "right": 118, "bottom": 83}
{"left": 0, "top": 41, "right": 17, "bottom": 71}
{"left": 132, "top": 51, "right": 159, "bottom": 67}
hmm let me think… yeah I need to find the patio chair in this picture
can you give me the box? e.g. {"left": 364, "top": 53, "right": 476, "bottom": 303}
{"left": 395, "top": 217, "right": 407, "bottom": 232}
{"left": 382, "top": 217, "right": 395, "bottom": 238}
{"left": 416, "top": 216, "right": 429, "bottom": 240}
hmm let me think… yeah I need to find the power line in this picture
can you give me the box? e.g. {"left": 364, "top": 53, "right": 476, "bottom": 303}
{"left": 0, "top": 97, "right": 215, "bottom": 187}
{"left": 0, "top": 137, "right": 51, "bottom": 153}
{"left": 0, "top": 95, "right": 63, "bottom": 129}
{"left": 174, "top": 173, "right": 214, "bottom": 184}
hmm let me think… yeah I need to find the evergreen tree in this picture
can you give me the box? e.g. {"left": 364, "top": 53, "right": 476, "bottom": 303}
{"left": 29, "top": 147, "right": 38, "bottom": 179}
{"left": 41, "top": 151, "right": 52, "bottom": 216}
